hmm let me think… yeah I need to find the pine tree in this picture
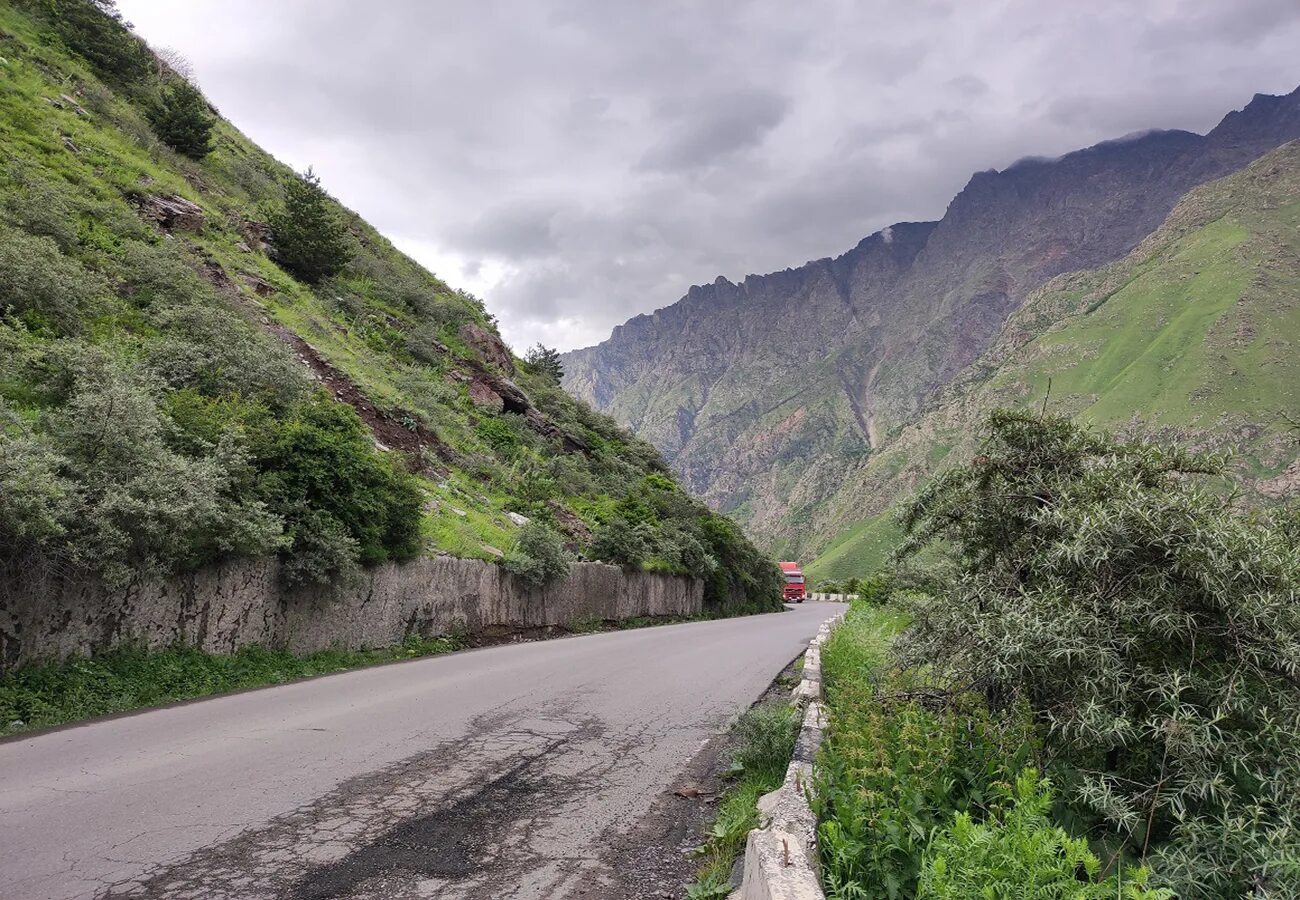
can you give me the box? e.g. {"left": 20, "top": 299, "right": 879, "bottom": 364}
{"left": 149, "top": 80, "right": 214, "bottom": 159}
{"left": 268, "top": 169, "right": 349, "bottom": 284}
{"left": 524, "top": 343, "right": 564, "bottom": 383}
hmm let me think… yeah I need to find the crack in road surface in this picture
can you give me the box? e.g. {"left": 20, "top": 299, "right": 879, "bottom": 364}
{"left": 0, "top": 603, "right": 845, "bottom": 900}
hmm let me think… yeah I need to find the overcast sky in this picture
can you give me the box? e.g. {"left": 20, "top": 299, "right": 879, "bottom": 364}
{"left": 117, "top": 0, "right": 1300, "bottom": 352}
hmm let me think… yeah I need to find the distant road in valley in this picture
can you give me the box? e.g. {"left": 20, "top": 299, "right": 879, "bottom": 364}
{"left": 0, "top": 601, "right": 844, "bottom": 900}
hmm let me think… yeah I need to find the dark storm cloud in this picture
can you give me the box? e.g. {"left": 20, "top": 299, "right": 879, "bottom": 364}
{"left": 119, "top": 0, "right": 1300, "bottom": 351}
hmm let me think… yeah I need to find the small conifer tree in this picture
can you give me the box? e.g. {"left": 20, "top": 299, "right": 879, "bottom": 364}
{"left": 524, "top": 343, "right": 564, "bottom": 383}
{"left": 268, "top": 168, "right": 349, "bottom": 284}
{"left": 149, "top": 80, "right": 214, "bottom": 159}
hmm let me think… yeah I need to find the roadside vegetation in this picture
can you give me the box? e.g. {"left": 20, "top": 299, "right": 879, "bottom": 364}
{"left": 687, "top": 701, "right": 801, "bottom": 898}
{"left": 0, "top": 634, "right": 465, "bottom": 734}
{"left": 0, "top": 0, "right": 779, "bottom": 610}
{"left": 815, "top": 410, "right": 1299, "bottom": 899}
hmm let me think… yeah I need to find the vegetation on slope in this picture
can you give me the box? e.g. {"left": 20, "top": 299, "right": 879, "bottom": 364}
{"left": 809, "top": 140, "right": 1300, "bottom": 579}
{"left": 0, "top": 0, "right": 779, "bottom": 608}
{"left": 816, "top": 412, "right": 1298, "bottom": 898}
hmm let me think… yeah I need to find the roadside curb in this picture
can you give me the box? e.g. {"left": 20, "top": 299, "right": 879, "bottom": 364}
{"left": 730, "top": 611, "right": 844, "bottom": 900}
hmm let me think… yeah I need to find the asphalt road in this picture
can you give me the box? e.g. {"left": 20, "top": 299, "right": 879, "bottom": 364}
{"left": 0, "top": 601, "right": 845, "bottom": 900}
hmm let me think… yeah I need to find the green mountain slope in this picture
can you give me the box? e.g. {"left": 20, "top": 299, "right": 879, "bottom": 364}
{"left": 0, "top": 2, "right": 778, "bottom": 607}
{"left": 807, "top": 140, "right": 1300, "bottom": 581}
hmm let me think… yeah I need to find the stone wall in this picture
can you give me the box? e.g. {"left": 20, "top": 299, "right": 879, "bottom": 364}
{"left": 0, "top": 557, "right": 703, "bottom": 670}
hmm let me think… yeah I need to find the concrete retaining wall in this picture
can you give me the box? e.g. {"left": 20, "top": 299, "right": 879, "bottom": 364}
{"left": 732, "top": 611, "right": 844, "bottom": 900}
{"left": 0, "top": 556, "right": 703, "bottom": 670}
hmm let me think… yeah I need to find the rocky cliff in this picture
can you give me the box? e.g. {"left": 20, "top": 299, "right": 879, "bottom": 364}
{"left": 563, "top": 87, "right": 1300, "bottom": 555}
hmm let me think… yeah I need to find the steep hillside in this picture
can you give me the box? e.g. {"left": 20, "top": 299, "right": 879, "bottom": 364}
{"left": 563, "top": 87, "right": 1300, "bottom": 554}
{"left": 809, "top": 140, "right": 1300, "bottom": 580}
{"left": 0, "top": 1, "right": 779, "bottom": 607}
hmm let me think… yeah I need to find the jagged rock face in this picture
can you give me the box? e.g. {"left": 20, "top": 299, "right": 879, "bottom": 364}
{"left": 563, "top": 87, "right": 1300, "bottom": 549}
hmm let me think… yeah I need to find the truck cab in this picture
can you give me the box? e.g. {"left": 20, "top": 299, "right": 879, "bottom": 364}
{"left": 779, "top": 562, "right": 806, "bottom": 603}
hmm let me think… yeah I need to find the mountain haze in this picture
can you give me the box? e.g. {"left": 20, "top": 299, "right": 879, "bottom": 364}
{"left": 563, "top": 87, "right": 1300, "bottom": 561}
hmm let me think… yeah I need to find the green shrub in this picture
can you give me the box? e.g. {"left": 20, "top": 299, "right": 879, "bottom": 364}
{"left": 502, "top": 522, "right": 570, "bottom": 588}
{"left": 919, "top": 769, "right": 1171, "bottom": 900}
{"left": 688, "top": 702, "right": 800, "bottom": 897}
{"left": 699, "top": 514, "right": 783, "bottom": 611}
{"left": 0, "top": 353, "right": 287, "bottom": 585}
{"left": 589, "top": 516, "right": 652, "bottom": 567}
{"left": 33, "top": 0, "right": 152, "bottom": 85}
{"left": 729, "top": 703, "right": 798, "bottom": 784}
{"left": 0, "top": 225, "right": 109, "bottom": 332}
{"left": 147, "top": 79, "right": 214, "bottom": 159}
{"left": 895, "top": 410, "right": 1300, "bottom": 897}
{"left": 253, "top": 397, "right": 423, "bottom": 579}
{"left": 268, "top": 169, "right": 349, "bottom": 284}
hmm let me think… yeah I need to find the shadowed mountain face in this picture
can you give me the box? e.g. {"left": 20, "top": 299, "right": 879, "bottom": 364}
{"left": 562, "top": 87, "right": 1300, "bottom": 553}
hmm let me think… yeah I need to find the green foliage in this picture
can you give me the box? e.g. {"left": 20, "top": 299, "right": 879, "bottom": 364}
{"left": 816, "top": 601, "right": 1038, "bottom": 900}
{"left": 502, "top": 522, "right": 571, "bottom": 587}
{"left": 729, "top": 702, "right": 799, "bottom": 785}
{"left": 1, "top": 633, "right": 464, "bottom": 734}
{"left": 2, "top": 352, "right": 286, "bottom": 587}
{"left": 0, "top": 0, "right": 777, "bottom": 617}
{"left": 33, "top": 0, "right": 152, "bottom": 85}
{"left": 817, "top": 693, "right": 1038, "bottom": 900}
{"left": 689, "top": 702, "right": 800, "bottom": 896}
{"left": 268, "top": 168, "right": 350, "bottom": 284}
{"left": 700, "top": 514, "right": 784, "bottom": 610}
{"left": 254, "top": 398, "right": 423, "bottom": 581}
{"left": 918, "top": 769, "right": 1171, "bottom": 900}
{"left": 147, "top": 79, "right": 214, "bottom": 159}
{"left": 895, "top": 410, "right": 1300, "bottom": 897}
{"left": 524, "top": 343, "right": 564, "bottom": 383}
{"left": 589, "top": 516, "right": 653, "bottom": 567}
{"left": 0, "top": 224, "right": 108, "bottom": 332}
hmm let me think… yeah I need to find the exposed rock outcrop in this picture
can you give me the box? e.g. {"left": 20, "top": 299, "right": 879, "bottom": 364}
{"left": 562, "top": 86, "right": 1300, "bottom": 552}
{"left": 138, "top": 193, "right": 205, "bottom": 232}
{"left": 460, "top": 322, "right": 516, "bottom": 375}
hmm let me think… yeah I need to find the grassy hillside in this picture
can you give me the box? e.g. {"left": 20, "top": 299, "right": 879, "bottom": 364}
{"left": 0, "top": 1, "right": 779, "bottom": 608}
{"left": 808, "top": 140, "right": 1300, "bottom": 580}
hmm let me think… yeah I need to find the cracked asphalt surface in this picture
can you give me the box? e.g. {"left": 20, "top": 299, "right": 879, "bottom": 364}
{"left": 0, "top": 602, "right": 845, "bottom": 899}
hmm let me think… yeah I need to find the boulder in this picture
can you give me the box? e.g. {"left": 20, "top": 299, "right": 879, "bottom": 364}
{"left": 140, "top": 194, "right": 204, "bottom": 233}
{"left": 459, "top": 323, "right": 515, "bottom": 375}
{"left": 467, "top": 378, "right": 505, "bottom": 412}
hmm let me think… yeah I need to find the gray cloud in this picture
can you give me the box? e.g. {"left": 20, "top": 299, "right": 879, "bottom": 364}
{"left": 118, "top": 0, "right": 1300, "bottom": 351}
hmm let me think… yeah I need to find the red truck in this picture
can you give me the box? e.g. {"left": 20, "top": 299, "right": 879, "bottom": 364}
{"left": 779, "top": 561, "right": 806, "bottom": 603}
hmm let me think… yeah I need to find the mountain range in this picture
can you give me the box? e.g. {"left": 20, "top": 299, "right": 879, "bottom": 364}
{"left": 562, "top": 86, "right": 1300, "bottom": 574}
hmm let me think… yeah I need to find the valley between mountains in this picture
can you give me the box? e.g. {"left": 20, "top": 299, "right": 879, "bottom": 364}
{"left": 562, "top": 87, "right": 1300, "bottom": 578}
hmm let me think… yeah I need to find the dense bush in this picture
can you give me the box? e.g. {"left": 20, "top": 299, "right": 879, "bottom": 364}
{"left": 699, "top": 514, "right": 783, "bottom": 610}
{"left": 816, "top": 692, "right": 1038, "bottom": 899}
{"left": 589, "top": 516, "right": 652, "bottom": 567}
{"left": 503, "top": 522, "right": 571, "bottom": 587}
{"left": 268, "top": 169, "right": 350, "bottom": 284}
{"left": 1, "top": 352, "right": 285, "bottom": 586}
{"left": 254, "top": 399, "right": 424, "bottom": 581}
{"left": 148, "top": 79, "right": 214, "bottom": 159}
{"left": 31, "top": 0, "right": 151, "bottom": 85}
{"left": 0, "top": 225, "right": 108, "bottom": 332}
{"left": 894, "top": 410, "right": 1300, "bottom": 897}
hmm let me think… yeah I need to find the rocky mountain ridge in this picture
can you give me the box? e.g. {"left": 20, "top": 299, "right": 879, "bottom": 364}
{"left": 563, "top": 86, "right": 1300, "bottom": 556}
